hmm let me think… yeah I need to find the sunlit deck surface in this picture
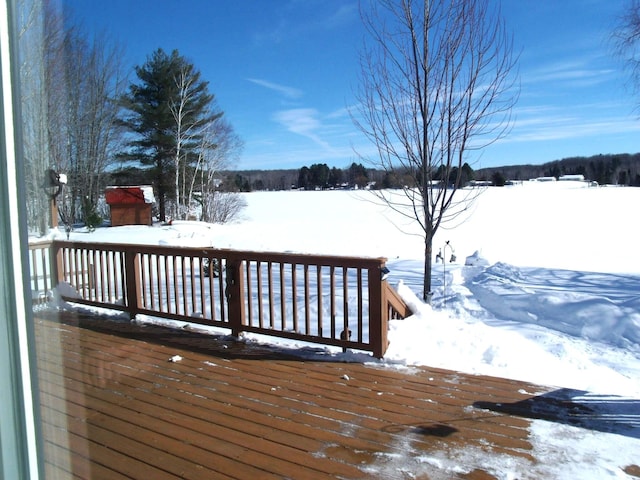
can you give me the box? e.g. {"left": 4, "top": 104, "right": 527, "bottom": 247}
{"left": 34, "top": 310, "right": 639, "bottom": 480}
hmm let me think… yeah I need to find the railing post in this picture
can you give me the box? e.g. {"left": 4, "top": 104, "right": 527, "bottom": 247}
{"left": 368, "top": 261, "right": 388, "bottom": 359}
{"left": 50, "top": 241, "right": 64, "bottom": 289}
{"left": 226, "top": 258, "right": 245, "bottom": 337}
{"left": 124, "top": 249, "right": 142, "bottom": 320}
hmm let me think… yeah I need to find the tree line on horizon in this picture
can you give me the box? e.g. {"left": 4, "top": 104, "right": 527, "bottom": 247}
{"left": 221, "top": 163, "right": 373, "bottom": 191}
{"left": 209, "top": 153, "right": 640, "bottom": 192}
{"left": 213, "top": 161, "right": 474, "bottom": 192}
{"left": 476, "top": 153, "right": 640, "bottom": 187}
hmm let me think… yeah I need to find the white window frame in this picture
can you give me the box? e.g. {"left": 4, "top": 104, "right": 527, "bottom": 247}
{"left": 0, "top": 0, "right": 43, "bottom": 478}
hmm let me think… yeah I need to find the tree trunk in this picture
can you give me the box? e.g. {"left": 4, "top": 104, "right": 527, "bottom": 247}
{"left": 158, "top": 189, "right": 166, "bottom": 221}
{"left": 423, "top": 237, "right": 433, "bottom": 303}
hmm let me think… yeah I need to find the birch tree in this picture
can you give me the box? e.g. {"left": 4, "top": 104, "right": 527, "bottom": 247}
{"left": 354, "top": 0, "right": 518, "bottom": 301}
{"left": 169, "top": 61, "right": 219, "bottom": 219}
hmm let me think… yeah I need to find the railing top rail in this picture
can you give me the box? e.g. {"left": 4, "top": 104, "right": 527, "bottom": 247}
{"left": 28, "top": 238, "right": 54, "bottom": 249}
{"left": 50, "top": 240, "right": 388, "bottom": 269}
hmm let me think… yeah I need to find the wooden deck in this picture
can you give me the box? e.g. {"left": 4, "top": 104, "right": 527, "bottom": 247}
{"left": 34, "top": 310, "right": 639, "bottom": 480}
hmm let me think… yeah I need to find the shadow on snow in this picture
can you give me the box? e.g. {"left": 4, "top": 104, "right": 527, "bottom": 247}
{"left": 475, "top": 388, "right": 640, "bottom": 439}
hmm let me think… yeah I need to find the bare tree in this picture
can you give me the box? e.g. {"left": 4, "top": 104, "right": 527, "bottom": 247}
{"left": 19, "top": 0, "right": 126, "bottom": 233}
{"left": 354, "top": 0, "right": 518, "bottom": 302}
{"left": 18, "top": 0, "right": 51, "bottom": 234}
{"left": 615, "top": 0, "right": 640, "bottom": 106}
{"left": 169, "top": 63, "right": 220, "bottom": 220}
{"left": 196, "top": 116, "right": 245, "bottom": 223}
{"left": 48, "top": 24, "right": 126, "bottom": 227}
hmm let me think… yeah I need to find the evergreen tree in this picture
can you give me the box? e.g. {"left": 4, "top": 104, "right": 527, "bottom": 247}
{"left": 491, "top": 171, "right": 506, "bottom": 186}
{"left": 118, "top": 48, "right": 218, "bottom": 221}
{"left": 347, "top": 162, "right": 368, "bottom": 188}
{"left": 328, "top": 167, "right": 344, "bottom": 187}
{"left": 309, "top": 163, "right": 330, "bottom": 189}
{"left": 461, "top": 163, "right": 475, "bottom": 185}
{"left": 297, "top": 166, "right": 311, "bottom": 190}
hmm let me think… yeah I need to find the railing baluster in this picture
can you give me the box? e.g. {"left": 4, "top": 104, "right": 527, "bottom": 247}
{"left": 108, "top": 251, "right": 114, "bottom": 302}
{"left": 140, "top": 253, "right": 148, "bottom": 308}
{"left": 208, "top": 256, "right": 216, "bottom": 322}
{"left": 119, "top": 251, "right": 126, "bottom": 303}
{"left": 168, "top": 255, "right": 172, "bottom": 313}
{"left": 84, "top": 249, "right": 90, "bottom": 298}
{"left": 97, "top": 250, "right": 104, "bottom": 302}
{"left": 89, "top": 249, "right": 96, "bottom": 300}
{"left": 256, "top": 261, "right": 264, "bottom": 328}
{"left": 70, "top": 248, "right": 77, "bottom": 293}
{"left": 39, "top": 248, "right": 45, "bottom": 295}
{"left": 292, "top": 263, "right": 298, "bottom": 334}
{"left": 268, "top": 261, "right": 274, "bottom": 329}
{"left": 280, "top": 262, "right": 286, "bottom": 331}
{"left": 181, "top": 255, "right": 187, "bottom": 316}
{"left": 73, "top": 248, "right": 80, "bottom": 295}
{"left": 150, "top": 254, "right": 156, "bottom": 309}
{"left": 189, "top": 256, "right": 197, "bottom": 315}
{"left": 357, "top": 267, "right": 363, "bottom": 343}
{"left": 198, "top": 257, "right": 206, "bottom": 319}
{"left": 314, "top": 265, "right": 320, "bottom": 336}
{"left": 218, "top": 259, "right": 226, "bottom": 323}
{"left": 246, "top": 260, "right": 253, "bottom": 325}
{"left": 158, "top": 254, "right": 163, "bottom": 310}
{"left": 79, "top": 248, "right": 85, "bottom": 297}
{"left": 330, "top": 265, "right": 336, "bottom": 339}
{"left": 343, "top": 266, "right": 349, "bottom": 344}
{"left": 31, "top": 248, "right": 39, "bottom": 295}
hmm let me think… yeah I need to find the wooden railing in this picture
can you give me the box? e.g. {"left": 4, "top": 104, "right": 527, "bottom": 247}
{"left": 28, "top": 240, "right": 410, "bottom": 358}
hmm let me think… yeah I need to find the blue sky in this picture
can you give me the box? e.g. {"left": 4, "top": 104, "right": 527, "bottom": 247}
{"left": 65, "top": 0, "right": 640, "bottom": 170}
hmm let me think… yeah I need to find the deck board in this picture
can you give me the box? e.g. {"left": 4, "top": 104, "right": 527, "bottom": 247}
{"left": 33, "top": 310, "right": 637, "bottom": 479}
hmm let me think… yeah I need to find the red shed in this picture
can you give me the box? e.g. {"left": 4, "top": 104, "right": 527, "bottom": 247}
{"left": 105, "top": 186, "right": 155, "bottom": 226}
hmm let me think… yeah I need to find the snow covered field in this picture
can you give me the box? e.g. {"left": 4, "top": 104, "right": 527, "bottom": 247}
{"left": 58, "top": 181, "right": 640, "bottom": 478}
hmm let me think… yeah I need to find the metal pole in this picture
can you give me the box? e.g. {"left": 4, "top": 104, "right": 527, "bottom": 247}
{"left": 442, "top": 241, "right": 454, "bottom": 307}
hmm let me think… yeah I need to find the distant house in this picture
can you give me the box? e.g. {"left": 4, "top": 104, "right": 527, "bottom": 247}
{"left": 468, "top": 180, "right": 492, "bottom": 187}
{"left": 558, "top": 174, "right": 585, "bottom": 182}
{"left": 533, "top": 176, "right": 557, "bottom": 182}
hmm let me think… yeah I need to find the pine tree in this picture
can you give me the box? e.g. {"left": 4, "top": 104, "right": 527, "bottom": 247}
{"left": 118, "top": 48, "right": 219, "bottom": 221}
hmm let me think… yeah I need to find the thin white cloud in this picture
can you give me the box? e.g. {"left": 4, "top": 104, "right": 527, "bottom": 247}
{"left": 247, "top": 78, "right": 304, "bottom": 99}
{"left": 523, "top": 54, "right": 616, "bottom": 88}
{"left": 323, "top": 4, "right": 358, "bottom": 29}
{"left": 530, "top": 67, "right": 615, "bottom": 87}
{"left": 325, "top": 106, "right": 351, "bottom": 120}
{"left": 252, "top": 2, "right": 357, "bottom": 45}
{"left": 272, "top": 108, "right": 334, "bottom": 151}
{"left": 503, "top": 114, "right": 640, "bottom": 144}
